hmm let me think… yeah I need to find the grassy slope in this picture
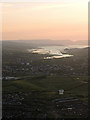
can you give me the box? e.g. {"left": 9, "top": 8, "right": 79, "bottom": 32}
{"left": 3, "top": 75, "right": 88, "bottom": 100}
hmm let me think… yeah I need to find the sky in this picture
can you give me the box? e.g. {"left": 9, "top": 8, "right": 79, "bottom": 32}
{"left": 1, "top": 0, "right": 89, "bottom": 41}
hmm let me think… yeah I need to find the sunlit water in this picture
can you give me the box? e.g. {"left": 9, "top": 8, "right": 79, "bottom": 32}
{"left": 28, "top": 45, "right": 87, "bottom": 59}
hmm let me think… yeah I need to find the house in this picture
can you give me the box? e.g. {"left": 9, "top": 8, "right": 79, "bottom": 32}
{"left": 21, "top": 62, "right": 24, "bottom": 65}
{"left": 26, "top": 63, "right": 30, "bottom": 66}
{"left": 58, "top": 89, "right": 64, "bottom": 95}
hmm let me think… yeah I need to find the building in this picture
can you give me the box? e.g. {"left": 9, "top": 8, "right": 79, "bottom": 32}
{"left": 58, "top": 89, "right": 64, "bottom": 95}
{"left": 21, "top": 62, "right": 24, "bottom": 65}
{"left": 26, "top": 63, "right": 30, "bottom": 66}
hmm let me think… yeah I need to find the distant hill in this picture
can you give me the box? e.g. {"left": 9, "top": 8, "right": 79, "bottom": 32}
{"left": 67, "top": 47, "right": 88, "bottom": 56}
{"left": 3, "top": 40, "right": 88, "bottom": 46}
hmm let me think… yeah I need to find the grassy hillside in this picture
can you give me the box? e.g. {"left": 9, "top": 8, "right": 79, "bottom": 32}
{"left": 3, "top": 75, "right": 88, "bottom": 100}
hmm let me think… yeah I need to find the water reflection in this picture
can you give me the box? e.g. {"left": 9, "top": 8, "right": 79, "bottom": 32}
{"left": 28, "top": 45, "right": 87, "bottom": 59}
{"left": 44, "top": 55, "right": 73, "bottom": 59}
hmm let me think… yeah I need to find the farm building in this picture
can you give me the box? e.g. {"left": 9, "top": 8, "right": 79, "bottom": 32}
{"left": 58, "top": 89, "right": 64, "bottom": 95}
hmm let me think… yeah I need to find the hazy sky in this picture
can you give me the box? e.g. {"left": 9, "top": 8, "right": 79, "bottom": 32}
{"left": 2, "top": 0, "right": 89, "bottom": 41}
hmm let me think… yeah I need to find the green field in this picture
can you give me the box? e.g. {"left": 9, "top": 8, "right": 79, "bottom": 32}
{"left": 3, "top": 75, "right": 88, "bottom": 100}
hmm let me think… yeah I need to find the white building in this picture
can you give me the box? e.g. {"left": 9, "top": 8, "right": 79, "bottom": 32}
{"left": 58, "top": 89, "right": 64, "bottom": 95}
{"left": 26, "top": 63, "right": 30, "bottom": 66}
